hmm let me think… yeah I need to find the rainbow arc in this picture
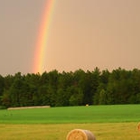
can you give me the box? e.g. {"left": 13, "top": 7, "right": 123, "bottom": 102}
{"left": 33, "top": 0, "right": 55, "bottom": 74}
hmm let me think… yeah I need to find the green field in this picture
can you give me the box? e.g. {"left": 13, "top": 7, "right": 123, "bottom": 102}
{"left": 0, "top": 105, "right": 140, "bottom": 139}
{"left": 0, "top": 104, "right": 140, "bottom": 124}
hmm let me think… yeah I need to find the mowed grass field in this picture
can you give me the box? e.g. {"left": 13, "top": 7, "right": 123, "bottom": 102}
{"left": 0, "top": 105, "right": 140, "bottom": 139}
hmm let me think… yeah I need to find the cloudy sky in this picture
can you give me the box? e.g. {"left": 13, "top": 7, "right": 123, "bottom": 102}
{"left": 0, "top": 0, "right": 140, "bottom": 75}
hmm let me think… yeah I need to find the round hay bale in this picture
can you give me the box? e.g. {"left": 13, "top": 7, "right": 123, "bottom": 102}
{"left": 137, "top": 123, "right": 140, "bottom": 132}
{"left": 66, "top": 129, "right": 96, "bottom": 140}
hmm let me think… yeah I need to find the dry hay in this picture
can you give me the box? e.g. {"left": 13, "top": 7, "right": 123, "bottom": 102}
{"left": 137, "top": 123, "right": 140, "bottom": 132}
{"left": 66, "top": 129, "right": 96, "bottom": 140}
{"left": 7, "top": 105, "right": 50, "bottom": 110}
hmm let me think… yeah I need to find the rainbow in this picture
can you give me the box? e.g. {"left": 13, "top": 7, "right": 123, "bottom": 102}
{"left": 33, "top": 0, "right": 55, "bottom": 74}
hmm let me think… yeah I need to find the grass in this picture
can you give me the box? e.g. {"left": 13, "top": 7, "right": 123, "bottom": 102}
{"left": 0, "top": 104, "right": 140, "bottom": 139}
{"left": 0, "top": 104, "right": 140, "bottom": 124}
{"left": 0, "top": 123, "right": 140, "bottom": 140}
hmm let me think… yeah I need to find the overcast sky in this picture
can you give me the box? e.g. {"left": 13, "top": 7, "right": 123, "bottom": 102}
{"left": 0, "top": 0, "right": 140, "bottom": 75}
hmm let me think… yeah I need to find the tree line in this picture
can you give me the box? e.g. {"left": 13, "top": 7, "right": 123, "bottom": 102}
{"left": 0, "top": 67, "right": 140, "bottom": 108}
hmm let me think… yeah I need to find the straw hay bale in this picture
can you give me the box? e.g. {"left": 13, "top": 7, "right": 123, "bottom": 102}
{"left": 137, "top": 123, "right": 140, "bottom": 132}
{"left": 7, "top": 106, "right": 50, "bottom": 110}
{"left": 66, "top": 129, "right": 96, "bottom": 140}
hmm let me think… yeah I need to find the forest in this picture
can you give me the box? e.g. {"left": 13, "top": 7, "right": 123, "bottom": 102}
{"left": 0, "top": 67, "right": 140, "bottom": 108}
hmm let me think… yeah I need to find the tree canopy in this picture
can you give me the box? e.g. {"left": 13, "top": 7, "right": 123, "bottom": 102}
{"left": 0, "top": 68, "right": 140, "bottom": 108}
